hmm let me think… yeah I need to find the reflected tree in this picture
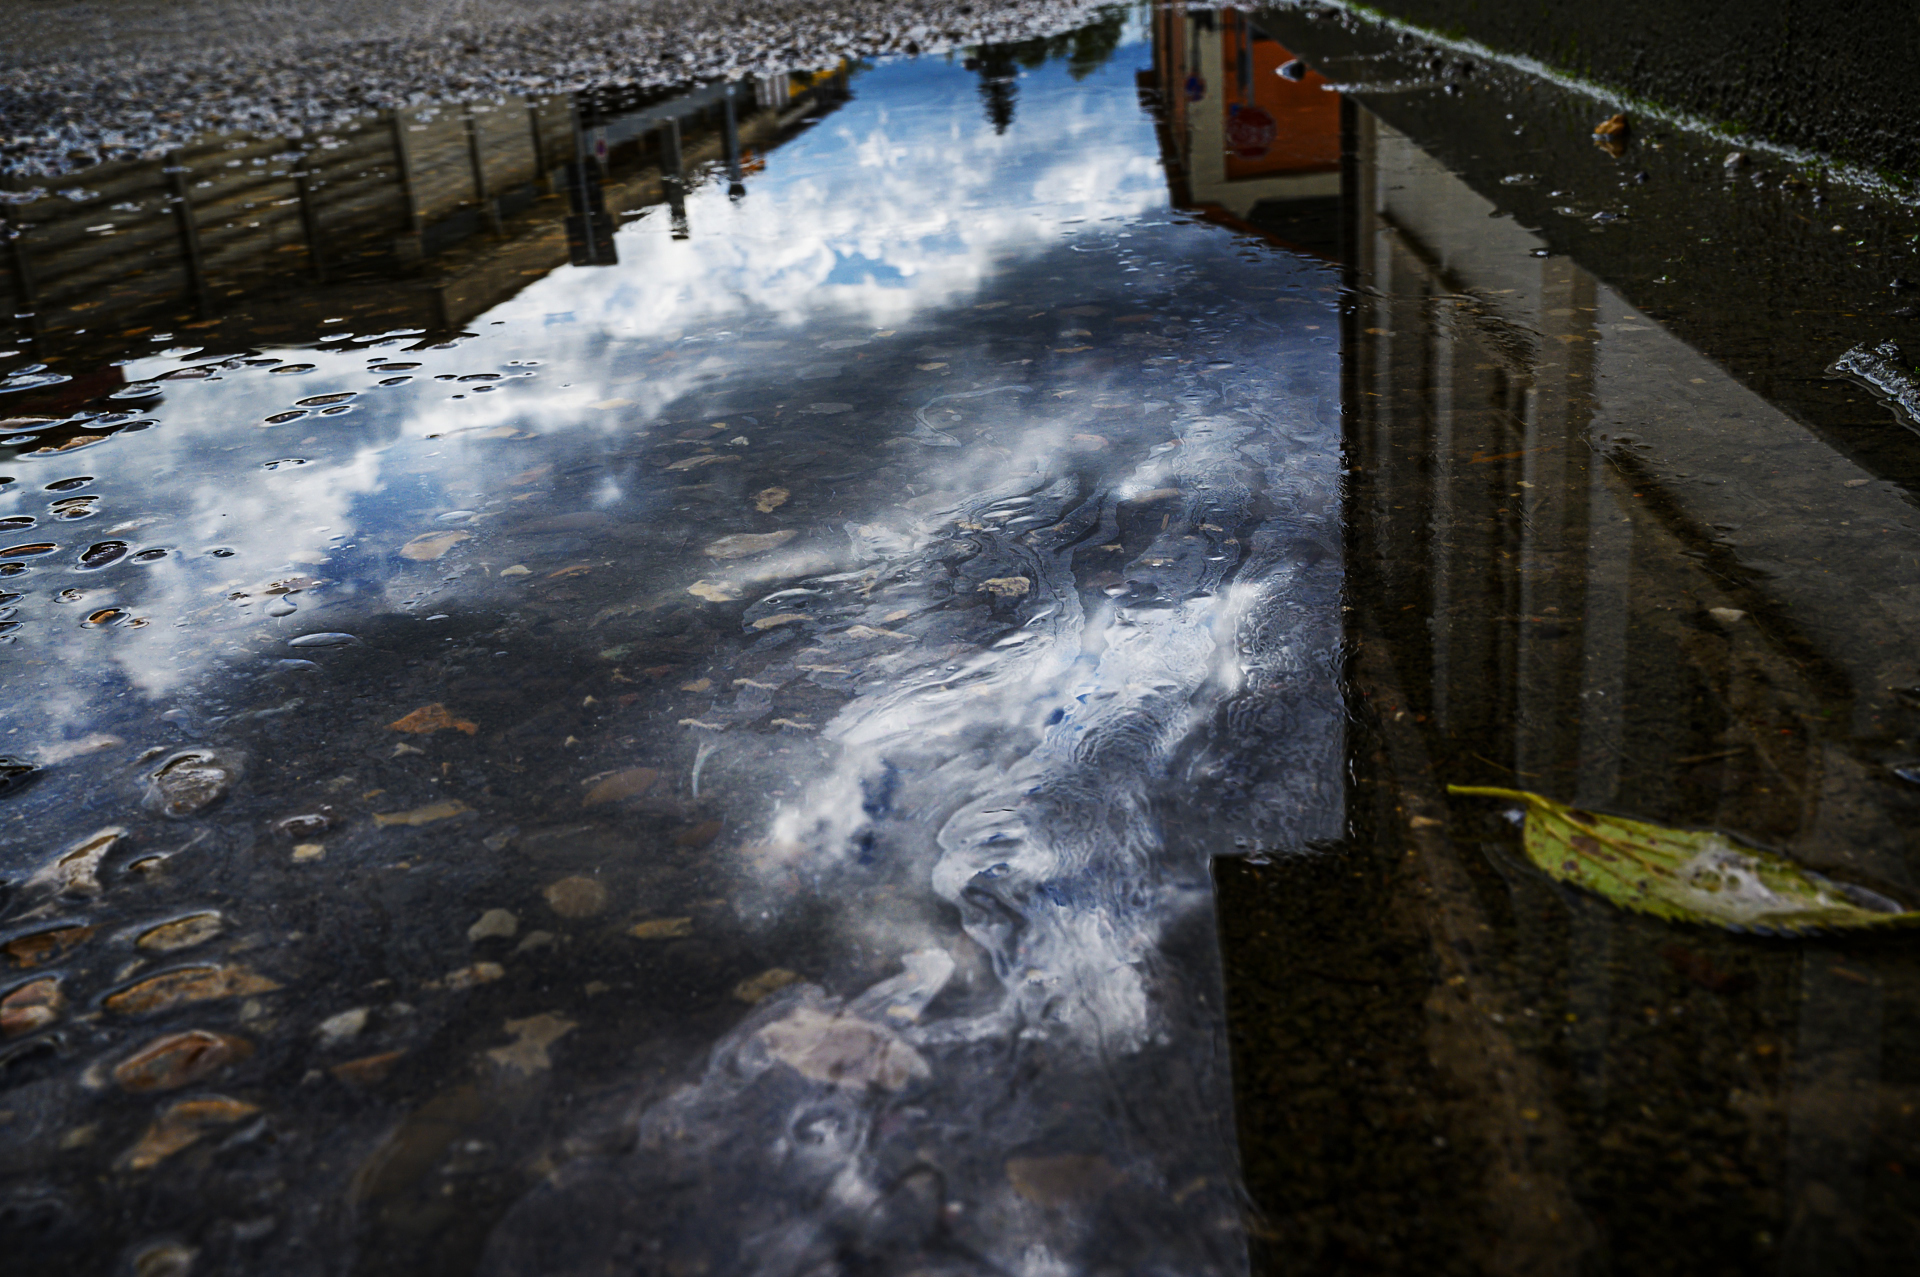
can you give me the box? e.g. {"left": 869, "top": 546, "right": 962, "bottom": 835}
{"left": 964, "top": 5, "right": 1129, "bottom": 134}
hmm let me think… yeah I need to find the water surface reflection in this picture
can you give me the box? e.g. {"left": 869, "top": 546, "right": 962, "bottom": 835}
{"left": 1, "top": 16, "right": 1344, "bottom": 1274}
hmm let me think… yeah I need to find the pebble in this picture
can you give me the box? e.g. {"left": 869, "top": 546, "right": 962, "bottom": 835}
{"left": 468, "top": 908, "right": 520, "bottom": 941}
{"left": 135, "top": 912, "right": 225, "bottom": 952}
{"left": 112, "top": 1029, "right": 254, "bottom": 1092}
{"left": 314, "top": 1007, "right": 370, "bottom": 1046}
{"left": 118, "top": 1096, "right": 260, "bottom": 1171}
{"left": 145, "top": 750, "right": 243, "bottom": 818}
{"left": 104, "top": 964, "right": 279, "bottom": 1015}
{"left": 544, "top": 876, "right": 609, "bottom": 918}
{"left": 582, "top": 766, "right": 659, "bottom": 806}
{"left": 0, "top": 976, "right": 63, "bottom": 1036}
{"left": 28, "top": 825, "right": 126, "bottom": 894}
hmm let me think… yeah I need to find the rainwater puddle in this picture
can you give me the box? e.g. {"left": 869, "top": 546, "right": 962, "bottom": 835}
{"left": 1, "top": 4, "right": 1919, "bottom": 1275}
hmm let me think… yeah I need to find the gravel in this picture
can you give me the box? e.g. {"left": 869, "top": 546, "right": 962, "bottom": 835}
{"left": 0, "top": 0, "right": 1116, "bottom": 182}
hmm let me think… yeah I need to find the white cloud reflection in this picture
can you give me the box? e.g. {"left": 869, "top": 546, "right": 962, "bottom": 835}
{"left": 4, "top": 40, "right": 1171, "bottom": 738}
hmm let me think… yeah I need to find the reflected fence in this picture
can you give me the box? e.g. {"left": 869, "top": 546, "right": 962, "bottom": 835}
{"left": 0, "top": 67, "right": 847, "bottom": 347}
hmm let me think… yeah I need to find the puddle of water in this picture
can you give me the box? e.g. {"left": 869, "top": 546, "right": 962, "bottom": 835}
{"left": 0, "top": 10, "right": 1336, "bottom": 1274}
{"left": 3, "top": 3, "right": 1920, "bottom": 1274}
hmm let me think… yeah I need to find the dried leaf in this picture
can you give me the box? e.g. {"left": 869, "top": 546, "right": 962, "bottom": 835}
{"left": 499, "top": 564, "right": 531, "bottom": 577}
{"left": 1449, "top": 786, "right": 1920, "bottom": 934}
{"left": 628, "top": 916, "right": 693, "bottom": 939}
{"left": 753, "top": 487, "right": 790, "bottom": 513}
{"left": 704, "top": 530, "right": 797, "bottom": 559}
{"left": 751, "top": 612, "right": 808, "bottom": 630}
{"left": 399, "top": 531, "right": 470, "bottom": 561}
{"left": 1593, "top": 113, "right": 1629, "bottom": 137}
{"left": 665, "top": 453, "right": 740, "bottom": 471}
{"left": 583, "top": 767, "right": 659, "bottom": 806}
{"left": 389, "top": 703, "right": 479, "bottom": 735}
{"left": 979, "top": 577, "right": 1031, "bottom": 598}
{"left": 843, "top": 624, "right": 911, "bottom": 640}
{"left": 330, "top": 1049, "right": 405, "bottom": 1087}
{"left": 373, "top": 800, "right": 471, "bottom": 827}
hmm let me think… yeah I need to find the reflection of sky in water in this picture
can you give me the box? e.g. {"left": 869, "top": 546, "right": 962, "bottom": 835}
{"left": 0, "top": 22, "right": 1348, "bottom": 1274}
{"left": 1, "top": 40, "right": 1170, "bottom": 728}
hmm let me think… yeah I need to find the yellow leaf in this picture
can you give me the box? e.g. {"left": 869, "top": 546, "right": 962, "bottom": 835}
{"left": 1449, "top": 786, "right": 1920, "bottom": 934}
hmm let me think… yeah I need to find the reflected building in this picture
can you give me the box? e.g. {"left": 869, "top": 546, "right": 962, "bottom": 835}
{"left": 1142, "top": 6, "right": 1343, "bottom": 257}
{"left": 1145, "top": 9, "right": 1920, "bottom": 1271}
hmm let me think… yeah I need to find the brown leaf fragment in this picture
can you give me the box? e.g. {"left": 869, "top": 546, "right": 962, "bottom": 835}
{"left": 582, "top": 767, "right": 659, "bottom": 807}
{"left": 704, "top": 530, "right": 797, "bottom": 559}
{"left": 29, "top": 827, "right": 127, "bottom": 896}
{"left": 758, "top": 1006, "right": 929, "bottom": 1091}
{"left": 751, "top": 613, "right": 808, "bottom": 631}
{"left": 979, "top": 577, "right": 1031, "bottom": 598}
{"left": 1006, "top": 1154, "right": 1122, "bottom": 1207}
{"left": 105, "top": 965, "right": 280, "bottom": 1015}
{"left": 113, "top": 1030, "right": 253, "bottom": 1092}
{"left": 118, "top": 1096, "right": 259, "bottom": 1170}
{"left": 373, "top": 800, "right": 471, "bottom": 827}
{"left": 543, "top": 876, "right": 609, "bottom": 918}
{"left": 732, "top": 968, "right": 801, "bottom": 1004}
{"left": 3, "top": 924, "right": 94, "bottom": 969}
{"left": 1593, "top": 113, "right": 1629, "bottom": 138}
{"left": 330, "top": 1049, "right": 406, "bottom": 1087}
{"left": 673, "top": 820, "right": 723, "bottom": 849}
{"left": 628, "top": 916, "right": 693, "bottom": 940}
{"left": 752, "top": 487, "right": 790, "bottom": 513}
{"left": 1, "top": 977, "right": 64, "bottom": 1036}
{"left": 388, "top": 704, "right": 479, "bottom": 736}
{"left": 399, "top": 531, "right": 469, "bottom": 562}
